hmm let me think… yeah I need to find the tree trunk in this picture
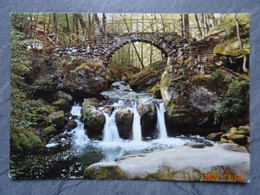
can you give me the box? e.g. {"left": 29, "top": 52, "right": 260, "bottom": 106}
{"left": 75, "top": 14, "right": 87, "bottom": 38}
{"left": 65, "top": 13, "right": 70, "bottom": 33}
{"left": 235, "top": 14, "right": 248, "bottom": 73}
{"left": 53, "top": 13, "right": 58, "bottom": 43}
{"left": 160, "top": 14, "right": 166, "bottom": 33}
{"left": 120, "top": 14, "right": 144, "bottom": 69}
{"left": 47, "top": 14, "right": 51, "bottom": 35}
{"left": 204, "top": 14, "right": 209, "bottom": 34}
{"left": 200, "top": 14, "right": 206, "bottom": 37}
{"left": 102, "top": 13, "right": 106, "bottom": 34}
{"left": 184, "top": 14, "right": 189, "bottom": 39}
{"left": 93, "top": 13, "right": 104, "bottom": 35}
{"left": 73, "top": 14, "right": 79, "bottom": 43}
{"left": 195, "top": 14, "right": 203, "bottom": 37}
{"left": 180, "top": 14, "right": 184, "bottom": 37}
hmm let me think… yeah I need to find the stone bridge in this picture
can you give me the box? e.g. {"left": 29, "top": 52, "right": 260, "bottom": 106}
{"left": 54, "top": 32, "right": 185, "bottom": 65}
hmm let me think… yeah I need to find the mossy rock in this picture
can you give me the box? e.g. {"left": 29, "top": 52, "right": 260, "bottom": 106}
{"left": 56, "top": 91, "right": 73, "bottom": 102}
{"left": 84, "top": 166, "right": 127, "bottom": 179}
{"left": 27, "top": 133, "right": 44, "bottom": 151}
{"left": 42, "top": 125, "right": 58, "bottom": 137}
{"left": 10, "top": 132, "right": 23, "bottom": 154}
{"left": 46, "top": 111, "right": 65, "bottom": 129}
{"left": 206, "top": 132, "right": 223, "bottom": 141}
{"left": 219, "top": 138, "right": 233, "bottom": 144}
{"left": 52, "top": 99, "right": 70, "bottom": 112}
{"left": 238, "top": 126, "right": 250, "bottom": 136}
{"left": 214, "top": 39, "right": 249, "bottom": 58}
{"left": 10, "top": 130, "right": 44, "bottom": 155}
{"left": 81, "top": 98, "right": 105, "bottom": 138}
{"left": 229, "top": 134, "right": 247, "bottom": 145}
{"left": 129, "top": 60, "right": 166, "bottom": 91}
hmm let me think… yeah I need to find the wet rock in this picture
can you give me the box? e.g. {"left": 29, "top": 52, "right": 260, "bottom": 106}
{"left": 67, "top": 119, "right": 77, "bottom": 131}
{"left": 80, "top": 98, "right": 105, "bottom": 139}
{"left": 137, "top": 98, "right": 157, "bottom": 137}
{"left": 46, "top": 111, "right": 65, "bottom": 130}
{"left": 115, "top": 108, "right": 133, "bottom": 139}
{"left": 52, "top": 99, "right": 71, "bottom": 112}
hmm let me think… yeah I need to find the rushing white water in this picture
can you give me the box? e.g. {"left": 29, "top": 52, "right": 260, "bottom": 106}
{"left": 70, "top": 103, "right": 90, "bottom": 146}
{"left": 102, "top": 109, "right": 121, "bottom": 142}
{"left": 156, "top": 102, "right": 168, "bottom": 139}
{"left": 131, "top": 101, "right": 142, "bottom": 142}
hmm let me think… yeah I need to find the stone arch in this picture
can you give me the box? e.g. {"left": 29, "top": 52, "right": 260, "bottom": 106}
{"left": 100, "top": 33, "right": 176, "bottom": 65}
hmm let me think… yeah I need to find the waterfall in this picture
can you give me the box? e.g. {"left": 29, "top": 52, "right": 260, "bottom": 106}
{"left": 102, "top": 109, "right": 121, "bottom": 142}
{"left": 70, "top": 103, "right": 90, "bottom": 146}
{"left": 156, "top": 102, "right": 168, "bottom": 139}
{"left": 131, "top": 101, "right": 142, "bottom": 142}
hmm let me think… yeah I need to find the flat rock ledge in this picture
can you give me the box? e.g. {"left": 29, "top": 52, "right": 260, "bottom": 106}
{"left": 84, "top": 143, "right": 250, "bottom": 182}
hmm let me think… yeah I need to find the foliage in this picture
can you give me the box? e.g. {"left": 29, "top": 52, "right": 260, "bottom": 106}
{"left": 10, "top": 29, "right": 32, "bottom": 87}
{"left": 216, "top": 14, "right": 249, "bottom": 39}
{"left": 214, "top": 78, "right": 249, "bottom": 124}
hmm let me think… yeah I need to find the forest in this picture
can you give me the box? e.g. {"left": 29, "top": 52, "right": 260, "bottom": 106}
{"left": 10, "top": 13, "right": 250, "bottom": 182}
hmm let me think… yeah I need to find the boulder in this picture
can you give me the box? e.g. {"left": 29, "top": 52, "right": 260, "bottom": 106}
{"left": 42, "top": 125, "right": 58, "bottom": 138}
{"left": 10, "top": 127, "right": 44, "bottom": 155}
{"left": 129, "top": 60, "right": 166, "bottom": 91}
{"left": 84, "top": 144, "right": 250, "bottom": 182}
{"left": 219, "top": 126, "right": 249, "bottom": 146}
{"left": 115, "top": 108, "right": 133, "bottom": 139}
{"left": 238, "top": 126, "right": 250, "bottom": 136}
{"left": 80, "top": 98, "right": 105, "bottom": 138}
{"left": 46, "top": 111, "right": 65, "bottom": 130}
{"left": 229, "top": 134, "right": 247, "bottom": 145}
{"left": 137, "top": 98, "right": 157, "bottom": 137}
{"left": 52, "top": 99, "right": 71, "bottom": 112}
{"left": 56, "top": 58, "right": 110, "bottom": 100}
{"left": 67, "top": 119, "right": 77, "bottom": 131}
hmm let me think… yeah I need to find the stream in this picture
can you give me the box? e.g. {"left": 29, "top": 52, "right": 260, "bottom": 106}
{"left": 11, "top": 81, "right": 213, "bottom": 179}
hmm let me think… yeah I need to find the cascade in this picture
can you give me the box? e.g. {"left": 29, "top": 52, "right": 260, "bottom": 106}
{"left": 70, "top": 103, "right": 90, "bottom": 146}
{"left": 155, "top": 102, "right": 168, "bottom": 139}
{"left": 131, "top": 101, "right": 142, "bottom": 142}
{"left": 102, "top": 108, "right": 121, "bottom": 142}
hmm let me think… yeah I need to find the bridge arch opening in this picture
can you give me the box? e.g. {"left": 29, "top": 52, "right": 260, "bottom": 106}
{"left": 108, "top": 41, "right": 167, "bottom": 69}
{"left": 107, "top": 41, "right": 168, "bottom": 82}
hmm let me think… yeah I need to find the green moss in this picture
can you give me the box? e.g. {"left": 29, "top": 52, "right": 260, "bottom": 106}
{"left": 144, "top": 166, "right": 174, "bottom": 180}
{"left": 10, "top": 133, "right": 23, "bottom": 154}
{"left": 206, "top": 132, "right": 223, "bottom": 141}
{"left": 28, "top": 133, "right": 44, "bottom": 151}
{"left": 214, "top": 39, "right": 249, "bottom": 57}
{"left": 84, "top": 166, "right": 127, "bottom": 179}
{"left": 46, "top": 111, "right": 65, "bottom": 129}
{"left": 229, "top": 134, "right": 247, "bottom": 145}
{"left": 42, "top": 125, "right": 57, "bottom": 137}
